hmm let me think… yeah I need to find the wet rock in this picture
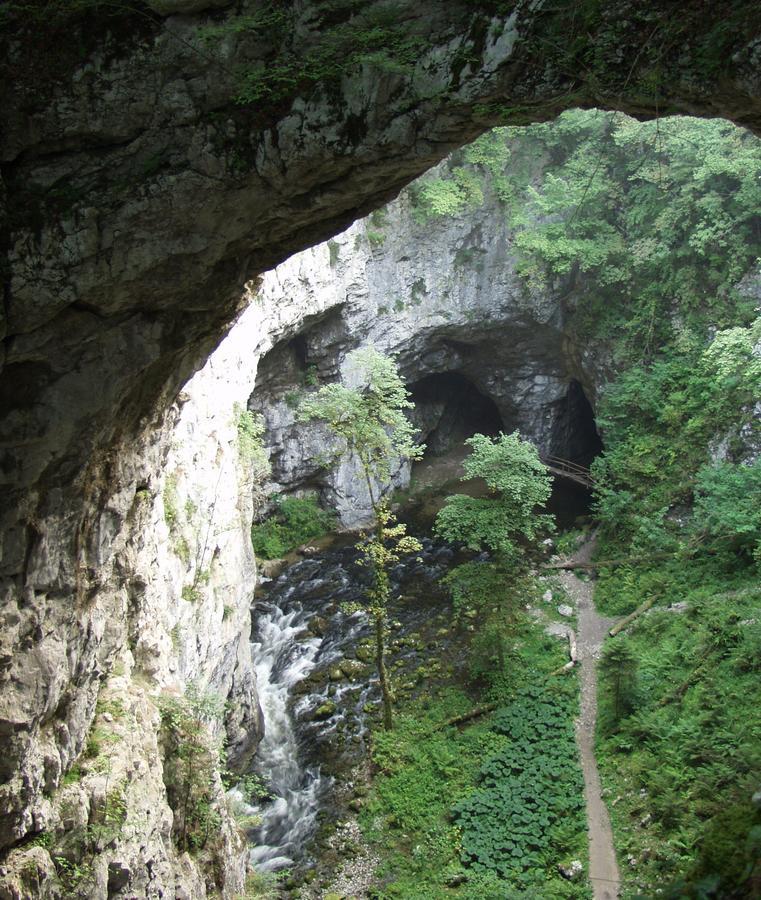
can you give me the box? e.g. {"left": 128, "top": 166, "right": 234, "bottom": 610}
{"left": 312, "top": 702, "right": 337, "bottom": 721}
{"left": 355, "top": 645, "right": 374, "bottom": 663}
{"left": 261, "top": 559, "right": 288, "bottom": 579}
{"left": 340, "top": 660, "right": 367, "bottom": 680}
{"left": 558, "top": 860, "right": 583, "bottom": 881}
{"left": 309, "top": 616, "right": 330, "bottom": 637}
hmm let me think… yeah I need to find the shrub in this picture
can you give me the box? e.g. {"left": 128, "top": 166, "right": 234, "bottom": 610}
{"left": 250, "top": 494, "right": 336, "bottom": 559}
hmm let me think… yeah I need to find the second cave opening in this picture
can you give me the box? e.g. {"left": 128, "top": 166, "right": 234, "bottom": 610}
{"left": 405, "top": 371, "right": 602, "bottom": 530}
{"left": 409, "top": 372, "right": 504, "bottom": 458}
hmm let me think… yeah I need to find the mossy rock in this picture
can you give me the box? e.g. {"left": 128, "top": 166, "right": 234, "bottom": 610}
{"left": 312, "top": 701, "right": 337, "bottom": 721}
{"left": 340, "top": 659, "right": 368, "bottom": 679}
{"left": 355, "top": 645, "right": 374, "bottom": 663}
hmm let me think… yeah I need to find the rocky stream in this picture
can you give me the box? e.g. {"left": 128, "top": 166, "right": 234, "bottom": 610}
{"left": 242, "top": 532, "right": 463, "bottom": 879}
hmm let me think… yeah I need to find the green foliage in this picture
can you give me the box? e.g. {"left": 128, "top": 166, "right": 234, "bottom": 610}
{"left": 442, "top": 562, "right": 538, "bottom": 684}
{"left": 158, "top": 691, "right": 224, "bottom": 854}
{"left": 53, "top": 855, "right": 93, "bottom": 893}
{"left": 592, "top": 316, "right": 761, "bottom": 552}
{"left": 414, "top": 167, "right": 485, "bottom": 220}
{"left": 250, "top": 494, "right": 336, "bottom": 559}
{"left": 435, "top": 432, "right": 554, "bottom": 561}
{"left": 163, "top": 472, "right": 179, "bottom": 529}
{"left": 298, "top": 347, "right": 423, "bottom": 498}
{"left": 233, "top": 403, "right": 271, "bottom": 481}
{"left": 692, "top": 459, "right": 761, "bottom": 561}
{"left": 361, "top": 610, "right": 587, "bottom": 897}
{"left": 597, "top": 641, "right": 638, "bottom": 732}
{"left": 354, "top": 501, "right": 422, "bottom": 728}
{"left": 500, "top": 112, "right": 761, "bottom": 346}
{"left": 201, "top": 4, "right": 425, "bottom": 111}
{"left": 453, "top": 684, "right": 586, "bottom": 894}
{"left": 463, "top": 129, "right": 512, "bottom": 176}
{"left": 182, "top": 584, "right": 202, "bottom": 603}
{"left": 596, "top": 558, "right": 761, "bottom": 895}
{"left": 62, "top": 764, "right": 83, "bottom": 786}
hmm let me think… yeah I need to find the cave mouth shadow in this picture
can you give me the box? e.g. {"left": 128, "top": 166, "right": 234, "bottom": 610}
{"left": 548, "top": 379, "right": 603, "bottom": 529}
{"left": 409, "top": 371, "right": 504, "bottom": 459}
{"left": 407, "top": 372, "right": 602, "bottom": 531}
{"left": 550, "top": 378, "right": 603, "bottom": 467}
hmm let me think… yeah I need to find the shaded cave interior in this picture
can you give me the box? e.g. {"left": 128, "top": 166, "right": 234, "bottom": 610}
{"left": 252, "top": 315, "right": 603, "bottom": 526}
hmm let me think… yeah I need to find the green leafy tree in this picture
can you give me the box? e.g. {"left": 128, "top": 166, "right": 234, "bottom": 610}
{"left": 298, "top": 348, "right": 423, "bottom": 729}
{"left": 435, "top": 432, "right": 554, "bottom": 564}
{"left": 692, "top": 459, "right": 761, "bottom": 564}
{"left": 435, "top": 432, "right": 554, "bottom": 675}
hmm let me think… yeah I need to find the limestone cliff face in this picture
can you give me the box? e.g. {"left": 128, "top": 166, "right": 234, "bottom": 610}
{"left": 251, "top": 172, "right": 606, "bottom": 526}
{"left": 1, "top": 1, "right": 760, "bottom": 895}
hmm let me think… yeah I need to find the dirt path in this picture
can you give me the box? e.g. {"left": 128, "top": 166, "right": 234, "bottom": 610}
{"left": 558, "top": 536, "right": 621, "bottom": 900}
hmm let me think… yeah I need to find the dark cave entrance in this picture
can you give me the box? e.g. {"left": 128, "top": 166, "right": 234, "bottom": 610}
{"left": 550, "top": 379, "right": 603, "bottom": 466}
{"left": 547, "top": 379, "right": 603, "bottom": 529}
{"left": 409, "top": 372, "right": 504, "bottom": 458}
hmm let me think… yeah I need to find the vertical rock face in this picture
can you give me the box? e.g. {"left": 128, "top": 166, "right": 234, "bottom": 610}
{"left": 250, "top": 173, "right": 606, "bottom": 526}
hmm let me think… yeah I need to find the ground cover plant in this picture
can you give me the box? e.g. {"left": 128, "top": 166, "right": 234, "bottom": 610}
{"left": 453, "top": 683, "right": 586, "bottom": 895}
{"left": 360, "top": 601, "right": 590, "bottom": 899}
{"left": 250, "top": 494, "right": 336, "bottom": 559}
{"left": 410, "top": 109, "right": 761, "bottom": 896}
{"left": 595, "top": 559, "right": 761, "bottom": 898}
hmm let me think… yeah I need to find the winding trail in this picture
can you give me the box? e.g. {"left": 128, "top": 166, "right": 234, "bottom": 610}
{"left": 558, "top": 536, "right": 621, "bottom": 900}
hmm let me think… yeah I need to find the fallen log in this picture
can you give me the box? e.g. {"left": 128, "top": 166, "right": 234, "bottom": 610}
{"left": 549, "top": 627, "right": 578, "bottom": 675}
{"left": 549, "top": 660, "right": 576, "bottom": 676}
{"left": 438, "top": 702, "right": 498, "bottom": 729}
{"left": 609, "top": 598, "right": 656, "bottom": 636}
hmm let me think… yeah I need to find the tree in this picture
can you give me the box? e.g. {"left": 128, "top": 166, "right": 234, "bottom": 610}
{"left": 435, "top": 432, "right": 555, "bottom": 676}
{"left": 298, "top": 348, "right": 423, "bottom": 729}
{"left": 435, "top": 431, "right": 554, "bottom": 563}
{"left": 598, "top": 642, "right": 638, "bottom": 732}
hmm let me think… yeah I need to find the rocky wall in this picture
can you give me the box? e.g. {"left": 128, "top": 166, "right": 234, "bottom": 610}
{"left": 1, "top": 1, "right": 760, "bottom": 894}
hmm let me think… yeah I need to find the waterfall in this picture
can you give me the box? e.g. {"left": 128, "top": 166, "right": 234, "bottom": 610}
{"left": 242, "top": 542, "right": 451, "bottom": 873}
{"left": 247, "top": 596, "right": 328, "bottom": 871}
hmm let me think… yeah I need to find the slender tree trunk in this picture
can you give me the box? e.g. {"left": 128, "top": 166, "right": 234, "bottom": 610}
{"left": 375, "top": 610, "right": 393, "bottom": 730}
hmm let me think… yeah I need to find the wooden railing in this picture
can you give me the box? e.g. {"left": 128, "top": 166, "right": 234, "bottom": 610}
{"left": 540, "top": 455, "right": 593, "bottom": 488}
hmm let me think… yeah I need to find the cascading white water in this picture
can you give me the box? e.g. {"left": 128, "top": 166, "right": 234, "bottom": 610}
{"left": 243, "top": 544, "right": 450, "bottom": 874}
{"left": 248, "top": 596, "right": 328, "bottom": 871}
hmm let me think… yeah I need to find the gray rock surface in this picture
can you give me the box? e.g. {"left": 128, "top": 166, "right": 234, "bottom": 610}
{"left": 0, "top": 2, "right": 760, "bottom": 894}
{"left": 251, "top": 172, "right": 606, "bottom": 525}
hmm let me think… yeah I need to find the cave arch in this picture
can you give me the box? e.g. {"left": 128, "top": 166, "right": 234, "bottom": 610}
{"left": 1, "top": 0, "right": 760, "bottom": 866}
{"left": 409, "top": 371, "right": 504, "bottom": 457}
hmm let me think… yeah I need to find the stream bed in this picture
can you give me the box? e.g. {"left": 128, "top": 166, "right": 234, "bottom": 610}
{"left": 244, "top": 535, "right": 462, "bottom": 874}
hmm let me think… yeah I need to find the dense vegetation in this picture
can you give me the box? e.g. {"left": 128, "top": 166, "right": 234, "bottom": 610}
{"left": 596, "top": 558, "right": 761, "bottom": 897}
{"left": 361, "top": 607, "right": 588, "bottom": 899}
{"left": 250, "top": 494, "right": 336, "bottom": 559}
{"left": 243, "top": 113, "right": 761, "bottom": 897}
{"left": 364, "top": 112, "right": 761, "bottom": 897}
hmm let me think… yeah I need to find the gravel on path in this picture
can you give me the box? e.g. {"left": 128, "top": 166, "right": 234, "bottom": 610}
{"left": 561, "top": 535, "right": 622, "bottom": 900}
